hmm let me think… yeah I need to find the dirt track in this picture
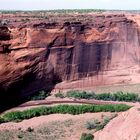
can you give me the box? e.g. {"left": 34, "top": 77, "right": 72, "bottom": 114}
{"left": 14, "top": 98, "right": 136, "bottom": 109}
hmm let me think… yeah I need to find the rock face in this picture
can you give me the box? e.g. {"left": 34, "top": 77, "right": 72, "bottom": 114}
{"left": 94, "top": 105, "right": 140, "bottom": 140}
{"left": 0, "top": 13, "right": 140, "bottom": 100}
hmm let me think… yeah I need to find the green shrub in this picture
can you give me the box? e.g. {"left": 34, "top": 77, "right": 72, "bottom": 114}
{"left": 85, "top": 120, "right": 100, "bottom": 130}
{"left": 96, "top": 115, "right": 117, "bottom": 131}
{"left": 85, "top": 114, "right": 118, "bottom": 131}
{"left": 0, "top": 117, "right": 6, "bottom": 124}
{"left": 96, "top": 117, "right": 110, "bottom": 130}
{"left": 80, "top": 133, "right": 94, "bottom": 140}
{"left": 55, "top": 92, "right": 64, "bottom": 98}
{"left": 67, "top": 90, "right": 95, "bottom": 99}
{"left": 30, "top": 90, "right": 49, "bottom": 100}
{"left": 1, "top": 104, "right": 131, "bottom": 123}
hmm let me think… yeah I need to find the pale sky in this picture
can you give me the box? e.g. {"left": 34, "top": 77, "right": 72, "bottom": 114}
{"left": 0, "top": 0, "right": 140, "bottom": 10}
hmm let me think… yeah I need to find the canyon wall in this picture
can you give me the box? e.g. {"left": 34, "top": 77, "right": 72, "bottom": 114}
{"left": 0, "top": 13, "right": 140, "bottom": 100}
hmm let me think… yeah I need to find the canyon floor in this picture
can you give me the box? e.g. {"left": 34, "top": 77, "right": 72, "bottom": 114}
{"left": 0, "top": 89, "right": 140, "bottom": 140}
{"left": 0, "top": 101, "right": 140, "bottom": 140}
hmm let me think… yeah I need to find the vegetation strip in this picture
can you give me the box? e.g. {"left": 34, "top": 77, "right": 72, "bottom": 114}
{"left": 55, "top": 91, "right": 140, "bottom": 102}
{"left": 0, "top": 104, "right": 131, "bottom": 123}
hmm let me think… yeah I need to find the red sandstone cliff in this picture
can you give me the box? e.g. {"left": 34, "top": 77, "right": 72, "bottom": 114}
{"left": 0, "top": 13, "right": 140, "bottom": 100}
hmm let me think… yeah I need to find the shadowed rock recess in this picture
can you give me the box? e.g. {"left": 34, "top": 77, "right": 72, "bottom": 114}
{"left": 0, "top": 14, "right": 140, "bottom": 103}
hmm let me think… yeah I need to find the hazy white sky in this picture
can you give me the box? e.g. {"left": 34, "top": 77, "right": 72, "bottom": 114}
{"left": 0, "top": 0, "right": 140, "bottom": 10}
